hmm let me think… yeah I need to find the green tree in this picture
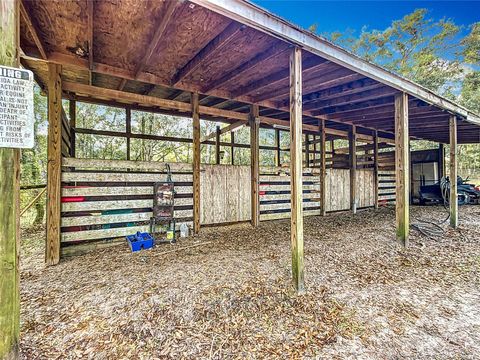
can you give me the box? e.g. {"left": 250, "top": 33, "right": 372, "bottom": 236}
{"left": 323, "top": 9, "right": 463, "bottom": 97}
{"left": 20, "top": 87, "right": 48, "bottom": 225}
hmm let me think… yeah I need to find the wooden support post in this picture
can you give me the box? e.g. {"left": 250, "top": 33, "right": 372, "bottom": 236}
{"left": 438, "top": 143, "right": 445, "bottom": 179}
{"left": 45, "top": 63, "right": 63, "bottom": 265}
{"left": 349, "top": 125, "right": 357, "bottom": 214}
{"left": 275, "top": 128, "right": 281, "bottom": 166}
{"left": 290, "top": 47, "right": 304, "bottom": 293}
{"left": 126, "top": 107, "right": 131, "bottom": 161}
{"left": 215, "top": 125, "right": 221, "bottom": 164}
{"left": 319, "top": 119, "right": 326, "bottom": 216}
{"left": 230, "top": 131, "right": 235, "bottom": 165}
{"left": 249, "top": 104, "right": 260, "bottom": 227}
{"left": 69, "top": 100, "right": 76, "bottom": 158}
{"left": 374, "top": 130, "right": 379, "bottom": 209}
{"left": 305, "top": 134, "right": 310, "bottom": 168}
{"left": 395, "top": 92, "right": 410, "bottom": 247}
{"left": 449, "top": 115, "right": 458, "bottom": 229}
{"left": 192, "top": 93, "right": 201, "bottom": 234}
{"left": 0, "top": 0, "right": 20, "bottom": 357}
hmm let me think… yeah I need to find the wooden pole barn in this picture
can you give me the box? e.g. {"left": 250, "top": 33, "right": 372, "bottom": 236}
{"left": 2, "top": 0, "right": 480, "bottom": 356}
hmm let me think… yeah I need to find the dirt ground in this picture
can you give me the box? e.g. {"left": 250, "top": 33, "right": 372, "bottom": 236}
{"left": 19, "top": 206, "right": 480, "bottom": 359}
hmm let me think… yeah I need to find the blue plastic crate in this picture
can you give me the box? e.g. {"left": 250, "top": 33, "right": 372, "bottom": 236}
{"left": 126, "top": 232, "right": 154, "bottom": 252}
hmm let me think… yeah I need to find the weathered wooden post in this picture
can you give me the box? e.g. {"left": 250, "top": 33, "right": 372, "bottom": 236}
{"left": 305, "top": 134, "right": 310, "bottom": 168}
{"left": 449, "top": 115, "right": 458, "bottom": 228}
{"left": 45, "top": 63, "right": 62, "bottom": 265}
{"left": 69, "top": 100, "right": 76, "bottom": 158}
{"left": 249, "top": 104, "right": 260, "bottom": 227}
{"left": 275, "top": 128, "right": 281, "bottom": 166}
{"left": 215, "top": 125, "right": 221, "bottom": 164}
{"left": 438, "top": 143, "right": 445, "bottom": 179}
{"left": 0, "top": 0, "right": 20, "bottom": 357}
{"left": 191, "top": 93, "right": 201, "bottom": 234}
{"left": 349, "top": 125, "right": 357, "bottom": 214}
{"left": 374, "top": 130, "right": 379, "bottom": 210}
{"left": 319, "top": 119, "right": 326, "bottom": 216}
{"left": 125, "top": 106, "right": 131, "bottom": 161}
{"left": 289, "top": 47, "right": 304, "bottom": 293}
{"left": 395, "top": 92, "right": 410, "bottom": 246}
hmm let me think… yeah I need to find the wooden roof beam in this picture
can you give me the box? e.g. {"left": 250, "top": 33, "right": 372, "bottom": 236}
{"left": 202, "top": 41, "right": 290, "bottom": 92}
{"left": 20, "top": 0, "right": 47, "bottom": 60}
{"left": 172, "top": 22, "right": 245, "bottom": 86}
{"left": 60, "top": 82, "right": 354, "bottom": 136}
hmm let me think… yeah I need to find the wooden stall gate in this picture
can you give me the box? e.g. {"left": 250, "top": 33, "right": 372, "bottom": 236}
{"left": 200, "top": 165, "right": 251, "bottom": 224}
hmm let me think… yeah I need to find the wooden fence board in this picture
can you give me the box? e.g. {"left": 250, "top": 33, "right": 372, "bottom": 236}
{"left": 62, "top": 172, "right": 192, "bottom": 183}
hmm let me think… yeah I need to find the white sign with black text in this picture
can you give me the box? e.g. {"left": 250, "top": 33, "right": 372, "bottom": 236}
{"left": 0, "top": 66, "right": 35, "bottom": 149}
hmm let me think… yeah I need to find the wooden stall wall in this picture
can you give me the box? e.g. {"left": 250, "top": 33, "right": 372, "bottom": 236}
{"left": 259, "top": 167, "right": 375, "bottom": 220}
{"left": 259, "top": 168, "right": 321, "bottom": 221}
{"left": 200, "top": 165, "right": 251, "bottom": 224}
{"left": 377, "top": 150, "right": 397, "bottom": 205}
{"left": 60, "top": 158, "right": 193, "bottom": 256}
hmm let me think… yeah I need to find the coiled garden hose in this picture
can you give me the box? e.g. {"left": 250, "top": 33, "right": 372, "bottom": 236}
{"left": 410, "top": 177, "right": 450, "bottom": 240}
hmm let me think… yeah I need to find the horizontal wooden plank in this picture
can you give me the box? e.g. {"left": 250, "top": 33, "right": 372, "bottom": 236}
{"left": 62, "top": 172, "right": 192, "bottom": 183}
{"left": 259, "top": 175, "right": 320, "bottom": 183}
{"left": 260, "top": 202, "right": 320, "bottom": 211}
{"left": 61, "top": 212, "right": 153, "bottom": 227}
{"left": 62, "top": 225, "right": 150, "bottom": 242}
{"left": 62, "top": 199, "right": 192, "bottom": 214}
{"left": 62, "top": 185, "right": 193, "bottom": 197}
{"left": 260, "top": 209, "right": 321, "bottom": 221}
{"left": 259, "top": 184, "right": 320, "bottom": 191}
{"left": 62, "top": 157, "right": 193, "bottom": 173}
{"left": 259, "top": 192, "right": 319, "bottom": 201}
{"left": 61, "top": 220, "right": 192, "bottom": 243}
{"left": 259, "top": 166, "right": 320, "bottom": 175}
{"left": 61, "top": 238, "right": 125, "bottom": 257}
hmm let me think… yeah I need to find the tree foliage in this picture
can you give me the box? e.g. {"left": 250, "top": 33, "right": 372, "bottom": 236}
{"left": 325, "top": 9, "right": 464, "bottom": 97}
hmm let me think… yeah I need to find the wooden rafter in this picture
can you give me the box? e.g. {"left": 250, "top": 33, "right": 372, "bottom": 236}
{"left": 118, "top": 1, "right": 179, "bottom": 91}
{"left": 231, "top": 56, "right": 329, "bottom": 98}
{"left": 87, "top": 0, "right": 94, "bottom": 84}
{"left": 202, "top": 41, "right": 290, "bottom": 92}
{"left": 254, "top": 67, "right": 356, "bottom": 103}
{"left": 172, "top": 22, "right": 245, "bottom": 86}
{"left": 20, "top": 0, "right": 47, "bottom": 60}
{"left": 303, "top": 87, "right": 397, "bottom": 112}
{"left": 298, "top": 78, "right": 380, "bottom": 105}
{"left": 140, "top": 2, "right": 178, "bottom": 78}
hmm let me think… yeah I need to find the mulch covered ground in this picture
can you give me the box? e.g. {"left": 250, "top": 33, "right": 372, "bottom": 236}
{"left": 19, "top": 206, "right": 480, "bottom": 359}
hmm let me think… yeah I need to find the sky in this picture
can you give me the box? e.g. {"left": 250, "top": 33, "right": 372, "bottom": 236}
{"left": 253, "top": 1, "right": 480, "bottom": 36}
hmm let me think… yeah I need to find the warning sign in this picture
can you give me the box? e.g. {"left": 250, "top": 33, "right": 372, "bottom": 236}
{"left": 0, "top": 66, "right": 35, "bottom": 149}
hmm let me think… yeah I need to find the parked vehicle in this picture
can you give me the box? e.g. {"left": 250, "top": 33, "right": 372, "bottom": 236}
{"left": 418, "top": 176, "right": 479, "bottom": 205}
